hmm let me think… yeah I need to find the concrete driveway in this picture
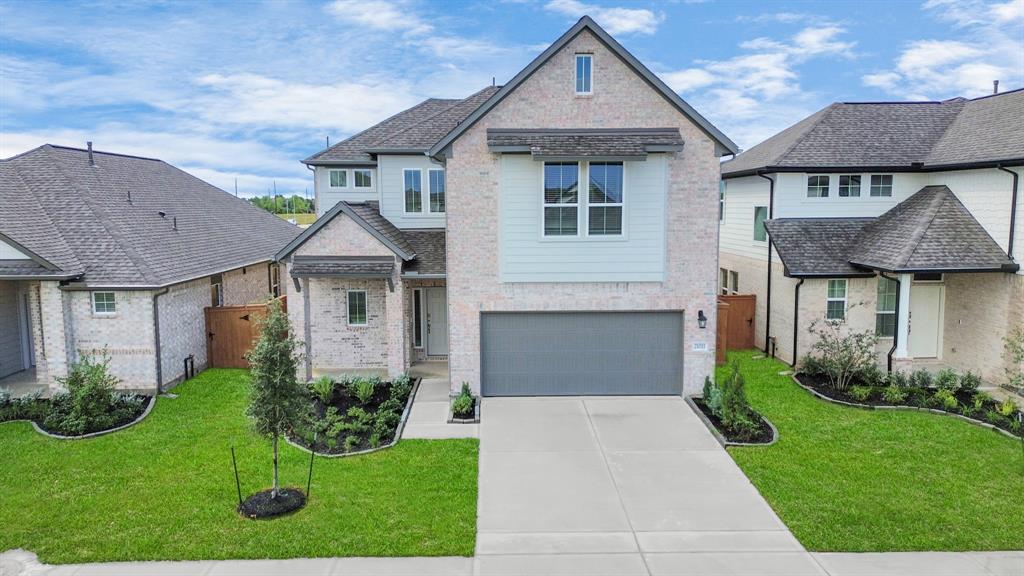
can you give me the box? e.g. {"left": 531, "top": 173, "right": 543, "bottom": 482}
{"left": 475, "top": 396, "right": 825, "bottom": 575}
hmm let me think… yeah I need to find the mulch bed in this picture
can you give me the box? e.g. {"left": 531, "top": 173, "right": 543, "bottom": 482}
{"left": 291, "top": 380, "right": 414, "bottom": 455}
{"left": 2, "top": 394, "right": 151, "bottom": 437}
{"left": 692, "top": 397, "right": 774, "bottom": 444}
{"left": 237, "top": 487, "right": 306, "bottom": 519}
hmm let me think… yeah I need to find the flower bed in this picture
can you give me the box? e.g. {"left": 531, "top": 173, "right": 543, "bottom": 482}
{"left": 690, "top": 396, "right": 775, "bottom": 444}
{"left": 692, "top": 362, "right": 775, "bottom": 444}
{"left": 290, "top": 374, "right": 416, "bottom": 455}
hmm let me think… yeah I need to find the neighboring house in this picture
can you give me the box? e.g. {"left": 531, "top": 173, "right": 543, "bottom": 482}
{"left": 719, "top": 89, "right": 1024, "bottom": 384}
{"left": 276, "top": 16, "right": 737, "bottom": 397}
{"left": 0, "top": 144, "right": 300, "bottom": 392}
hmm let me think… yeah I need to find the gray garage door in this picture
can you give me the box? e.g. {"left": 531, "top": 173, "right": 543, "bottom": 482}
{"left": 481, "top": 311, "right": 683, "bottom": 396}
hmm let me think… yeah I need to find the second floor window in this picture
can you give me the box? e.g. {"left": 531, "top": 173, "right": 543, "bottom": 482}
{"left": 354, "top": 169, "right": 372, "bottom": 188}
{"left": 807, "top": 175, "right": 829, "bottom": 198}
{"left": 870, "top": 174, "right": 893, "bottom": 197}
{"left": 839, "top": 175, "right": 861, "bottom": 197}
{"left": 543, "top": 162, "right": 579, "bottom": 236}
{"left": 575, "top": 54, "right": 592, "bottom": 94}
{"left": 753, "top": 206, "right": 768, "bottom": 242}
{"left": 404, "top": 169, "right": 422, "bottom": 213}
{"left": 588, "top": 162, "right": 623, "bottom": 235}
{"left": 429, "top": 169, "right": 445, "bottom": 213}
{"left": 329, "top": 169, "right": 347, "bottom": 187}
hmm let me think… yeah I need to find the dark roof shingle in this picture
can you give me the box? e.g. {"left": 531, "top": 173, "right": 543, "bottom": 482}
{"left": 289, "top": 256, "right": 394, "bottom": 278}
{"left": 402, "top": 230, "right": 445, "bottom": 276}
{"left": 763, "top": 218, "right": 875, "bottom": 277}
{"left": 486, "top": 128, "right": 683, "bottom": 159}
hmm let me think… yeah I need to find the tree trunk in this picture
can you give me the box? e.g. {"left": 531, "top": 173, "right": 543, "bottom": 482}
{"left": 272, "top": 433, "right": 279, "bottom": 499}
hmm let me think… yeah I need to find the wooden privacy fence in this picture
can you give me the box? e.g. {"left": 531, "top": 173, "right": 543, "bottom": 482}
{"left": 205, "top": 296, "right": 286, "bottom": 369}
{"left": 716, "top": 294, "right": 756, "bottom": 363}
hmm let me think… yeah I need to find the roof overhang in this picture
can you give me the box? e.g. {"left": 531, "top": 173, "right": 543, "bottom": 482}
{"left": 276, "top": 202, "right": 415, "bottom": 262}
{"left": 722, "top": 158, "right": 1024, "bottom": 179}
{"left": 301, "top": 160, "right": 378, "bottom": 167}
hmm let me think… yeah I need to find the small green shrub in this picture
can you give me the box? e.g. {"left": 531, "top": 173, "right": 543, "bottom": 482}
{"left": 906, "top": 387, "right": 928, "bottom": 407}
{"left": 934, "top": 368, "right": 959, "bottom": 391}
{"left": 310, "top": 375, "right": 335, "bottom": 405}
{"left": 888, "top": 370, "right": 909, "bottom": 388}
{"left": 721, "top": 362, "right": 758, "bottom": 436}
{"left": 985, "top": 410, "right": 1008, "bottom": 426}
{"left": 390, "top": 373, "right": 413, "bottom": 402}
{"left": 343, "top": 406, "right": 374, "bottom": 434}
{"left": 959, "top": 371, "right": 982, "bottom": 394}
{"left": 910, "top": 369, "right": 933, "bottom": 389}
{"left": 44, "top": 353, "right": 122, "bottom": 435}
{"left": 963, "top": 392, "right": 988, "bottom": 417}
{"left": 849, "top": 385, "right": 874, "bottom": 402}
{"left": 705, "top": 378, "right": 724, "bottom": 418}
{"left": 451, "top": 382, "right": 475, "bottom": 419}
{"left": 800, "top": 355, "right": 827, "bottom": 378}
{"left": 343, "top": 434, "right": 362, "bottom": 452}
{"left": 997, "top": 397, "right": 1018, "bottom": 418}
{"left": 930, "top": 388, "right": 958, "bottom": 411}
{"left": 347, "top": 378, "right": 377, "bottom": 405}
{"left": 859, "top": 364, "right": 887, "bottom": 387}
{"left": 882, "top": 384, "right": 907, "bottom": 404}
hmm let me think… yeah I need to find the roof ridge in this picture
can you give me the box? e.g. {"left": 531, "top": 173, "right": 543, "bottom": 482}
{"left": 372, "top": 87, "right": 494, "bottom": 149}
{"left": 304, "top": 97, "right": 444, "bottom": 162}
{"left": 47, "top": 144, "right": 163, "bottom": 162}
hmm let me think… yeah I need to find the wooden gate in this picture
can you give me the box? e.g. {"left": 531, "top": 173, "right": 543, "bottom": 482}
{"left": 717, "top": 294, "right": 756, "bottom": 351}
{"left": 205, "top": 297, "right": 286, "bottom": 369}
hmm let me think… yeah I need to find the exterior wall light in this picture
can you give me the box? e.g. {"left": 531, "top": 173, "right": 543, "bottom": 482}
{"left": 697, "top": 310, "right": 707, "bottom": 329}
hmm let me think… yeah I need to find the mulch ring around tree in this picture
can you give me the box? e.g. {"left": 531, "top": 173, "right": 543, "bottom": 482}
{"left": 691, "top": 397, "right": 775, "bottom": 444}
{"left": 238, "top": 487, "right": 306, "bottom": 520}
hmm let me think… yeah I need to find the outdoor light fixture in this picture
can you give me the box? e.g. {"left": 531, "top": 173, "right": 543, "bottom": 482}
{"left": 697, "top": 310, "right": 707, "bottom": 329}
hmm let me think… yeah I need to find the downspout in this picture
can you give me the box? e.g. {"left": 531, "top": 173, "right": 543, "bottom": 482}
{"left": 756, "top": 172, "right": 775, "bottom": 355}
{"left": 152, "top": 287, "right": 169, "bottom": 394}
{"left": 878, "top": 273, "right": 900, "bottom": 373}
{"left": 792, "top": 278, "right": 804, "bottom": 367}
{"left": 996, "top": 165, "right": 1019, "bottom": 260}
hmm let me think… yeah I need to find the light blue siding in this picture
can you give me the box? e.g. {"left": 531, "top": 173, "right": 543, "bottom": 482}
{"left": 378, "top": 155, "right": 446, "bottom": 229}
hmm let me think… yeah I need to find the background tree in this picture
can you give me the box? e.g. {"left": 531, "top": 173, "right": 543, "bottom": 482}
{"left": 245, "top": 299, "right": 308, "bottom": 498}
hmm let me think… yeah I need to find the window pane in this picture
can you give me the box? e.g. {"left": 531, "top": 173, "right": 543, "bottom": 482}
{"left": 876, "top": 313, "right": 896, "bottom": 337}
{"left": 720, "top": 268, "right": 728, "bottom": 292}
{"left": 730, "top": 271, "right": 739, "bottom": 293}
{"left": 839, "top": 175, "right": 860, "bottom": 197}
{"left": 807, "top": 175, "right": 829, "bottom": 198}
{"left": 330, "top": 170, "right": 346, "bottom": 187}
{"left": 544, "top": 162, "right": 578, "bottom": 204}
{"left": 354, "top": 169, "right": 372, "bottom": 187}
{"left": 588, "top": 206, "right": 622, "bottom": 235}
{"left": 544, "top": 206, "right": 578, "bottom": 236}
{"left": 349, "top": 292, "right": 367, "bottom": 324}
{"left": 870, "top": 174, "right": 893, "bottom": 196}
{"left": 576, "top": 55, "right": 591, "bottom": 93}
{"left": 827, "top": 300, "right": 846, "bottom": 320}
{"left": 429, "top": 170, "right": 445, "bottom": 213}
{"left": 404, "top": 170, "right": 422, "bottom": 212}
{"left": 753, "top": 206, "right": 768, "bottom": 241}
{"left": 828, "top": 279, "right": 847, "bottom": 298}
{"left": 413, "top": 291, "right": 423, "bottom": 347}
{"left": 589, "top": 162, "right": 622, "bottom": 203}
{"left": 876, "top": 277, "right": 897, "bottom": 312}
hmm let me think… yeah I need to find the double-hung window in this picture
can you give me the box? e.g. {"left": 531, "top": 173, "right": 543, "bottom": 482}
{"left": 270, "top": 264, "right": 281, "bottom": 298}
{"left": 354, "top": 169, "right": 372, "bottom": 188}
{"left": 719, "top": 268, "right": 739, "bottom": 295}
{"left": 404, "top": 169, "right": 422, "bottom": 213}
{"left": 875, "top": 277, "right": 897, "bottom": 337}
{"left": 210, "top": 274, "right": 224, "bottom": 307}
{"left": 575, "top": 54, "right": 592, "bottom": 94}
{"left": 839, "top": 175, "right": 861, "bottom": 197}
{"left": 429, "top": 169, "right": 445, "bottom": 213}
{"left": 348, "top": 290, "right": 367, "bottom": 326}
{"left": 753, "top": 206, "right": 768, "bottom": 242}
{"left": 588, "top": 162, "right": 623, "bottom": 235}
{"left": 870, "top": 174, "right": 893, "bottom": 197}
{"left": 826, "top": 279, "right": 847, "bottom": 321}
{"left": 543, "top": 162, "right": 579, "bottom": 236}
{"left": 92, "top": 292, "right": 116, "bottom": 314}
{"left": 807, "top": 175, "right": 829, "bottom": 198}
{"left": 329, "top": 169, "right": 347, "bottom": 188}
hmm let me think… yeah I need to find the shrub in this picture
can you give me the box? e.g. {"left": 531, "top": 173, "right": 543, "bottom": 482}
{"left": 390, "top": 373, "right": 413, "bottom": 402}
{"left": 343, "top": 434, "right": 362, "bottom": 452}
{"left": 859, "top": 364, "right": 887, "bottom": 387}
{"left": 347, "top": 378, "right": 376, "bottom": 405}
{"left": 849, "top": 385, "right": 874, "bottom": 402}
{"left": 44, "top": 353, "right": 121, "bottom": 435}
{"left": 934, "top": 368, "right": 959, "bottom": 391}
{"left": 1004, "top": 327, "right": 1024, "bottom": 390}
{"left": 720, "top": 362, "right": 757, "bottom": 435}
{"left": 310, "top": 375, "right": 335, "bottom": 405}
{"left": 705, "top": 378, "right": 724, "bottom": 418}
{"left": 452, "top": 382, "right": 475, "bottom": 419}
{"left": 910, "top": 369, "right": 933, "bottom": 389}
{"left": 985, "top": 410, "right": 1008, "bottom": 426}
{"left": 929, "top": 388, "right": 958, "bottom": 411}
{"left": 906, "top": 387, "right": 928, "bottom": 407}
{"left": 882, "top": 384, "right": 907, "bottom": 404}
{"left": 342, "top": 406, "right": 374, "bottom": 435}
{"left": 807, "top": 319, "right": 878, "bottom": 391}
{"left": 997, "top": 397, "right": 1018, "bottom": 418}
{"left": 959, "top": 371, "right": 982, "bottom": 394}
{"left": 799, "top": 355, "right": 828, "bottom": 378}
{"left": 963, "top": 392, "right": 988, "bottom": 417}
{"left": 888, "top": 370, "right": 909, "bottom": 388}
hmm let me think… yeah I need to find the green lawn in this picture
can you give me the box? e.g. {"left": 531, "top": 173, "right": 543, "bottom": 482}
{"left": 0, "top": 369, "right": 478, "bottom": 564}
{"left": 277, "top": 213, "right": 317, "bottom": 225}
{"left": 723, "top": 350, "right": 1024, "bottom": 552}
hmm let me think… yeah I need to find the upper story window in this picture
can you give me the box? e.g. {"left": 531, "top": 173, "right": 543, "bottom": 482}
{"left": 329, "top": 169, "right": 347, "bottom": 188}
{"left": 838, "top": 175, "right": 861, "bottom": 197}
{"left": 92, "top": 291, "right": 116, "bottom": 314}
{"left": 354, "top": 169, "right": 373, "bottom": 188}
{"left": 587, "top": 162, "right": 623, "bottom": 236}
{"left": 404, "top": 169, "right": 422, "bottom": 213}
{"left": 753, "top": 206, "right": 768, "bottom": 242}
{"left": 807, "top": 175, "right": 829, "bottom": 198}
{"left": 870, "top": 174, "right": 893, "bottom": 197}
{"left": 826, "top": 279, "right": 847, "bottom": 321}
{"left": 575, "top": 54, "right": 592, "bottom": 95}
{"left": 429, "top": 169, "right": 446, "bottom": 213}
{"left": 543, "top": 162, "right": 579, "bottom": 236}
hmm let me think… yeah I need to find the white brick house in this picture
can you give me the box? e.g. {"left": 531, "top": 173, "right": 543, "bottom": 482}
{"left": 277, "top": 17, "right": 737, "bottom": 397}
{"left": 0, "top": 144, "right": 300, "bottom": 393}
{"left": 719, "top": 89, "right": 1024, "bottom": 385}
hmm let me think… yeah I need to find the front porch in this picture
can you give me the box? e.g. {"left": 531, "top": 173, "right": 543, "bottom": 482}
{"left": 0, "top": 367, "right": 45, "bottom": 398}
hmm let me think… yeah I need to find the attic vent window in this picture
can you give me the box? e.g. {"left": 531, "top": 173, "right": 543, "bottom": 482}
{"left": 575, "top": 54, "right": 592, "bottom": 95}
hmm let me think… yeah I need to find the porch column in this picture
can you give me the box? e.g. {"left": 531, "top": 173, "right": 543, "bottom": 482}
{"left": 895, "top": 273, "right": 912, "bottom": 358}
{"left": 385, "top": 266, "right": 407, "bottom": 378}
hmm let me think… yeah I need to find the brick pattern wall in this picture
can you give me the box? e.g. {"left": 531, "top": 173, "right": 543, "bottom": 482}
{"left": 66, "top": 289, "right": 157, "bottom": 390}
{"left": 943, "top": 273, "right": 1024, "bottom": 383}
{"left": 444, "top": 30, "right": 720, "bottom": 395}
{"left": 157, "top": 277, "right": 209, "bottom": 388}
{"left": 222, "top": 264, "right": 274, "bottom": 305}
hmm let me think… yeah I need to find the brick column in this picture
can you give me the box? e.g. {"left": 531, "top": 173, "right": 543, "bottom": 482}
{"left": 38, "top": 281, "right": 69, "bottom": 389}
{"left": 385, "top": 263, "right": 408, "bottom": 378}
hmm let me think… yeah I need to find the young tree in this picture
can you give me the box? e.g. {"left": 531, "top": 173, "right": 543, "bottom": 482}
{"left": 245, "top": 299, "right": 308, "bottom": 498}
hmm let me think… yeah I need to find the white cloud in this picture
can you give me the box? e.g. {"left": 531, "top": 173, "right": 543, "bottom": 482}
{"left": 544, "top": 0, "right": 664, "bottom": 35}
{"left": 325, "top": 0, "right": 432, "bottom": 35}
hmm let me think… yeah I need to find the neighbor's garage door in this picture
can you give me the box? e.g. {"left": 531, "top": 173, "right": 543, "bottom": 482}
{"left": 480, "top": 311, "right": 683, "bottom": 396}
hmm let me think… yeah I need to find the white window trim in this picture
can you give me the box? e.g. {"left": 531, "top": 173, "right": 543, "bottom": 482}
{"left": 875, "top": 277, "right": 897, "bottom": 339}
{"left": 753, "top": 205, "right": 768, "bottom": 243}
{"left": 539, "top": 161, "right": 628, "bottom": 241}
{"left": 328, "top": 169, "right": 348, "bottom": 189}
{"left": 838, "top": 174, "right": 862, "bottom": 197}
{"left": 91, "top": 291, "right": 116, "bottom": 315}
{"left": 412, "top": 288, "right": 424, "bottom": 348}
{"left": 585, "top": 161, "right": 626, "bottom": 239}
{"left": 826, "top": 279, "right": 848, "bottom": 321}
{"left": 403, "top": 168, "right": 424, "bottom": 215}
{"left": 347, "top": 290, "right": 368, "bottom": 326}
{"left": 806, "top": 175, "right": 830, "bottom": 198}
{"left": 428, "top": 168, "right": 445, "bottom": 214}
{"left": 575, "top": 53, "right": 593, "bottom": 95}
{"left": 541, "top": 161, "right": 581, "bottom": 239}
{"left": 353, "top": 169, "right": 373, "bottom": 189}
{"left": 869, "top": 174, "right": 894, "bottom": 197}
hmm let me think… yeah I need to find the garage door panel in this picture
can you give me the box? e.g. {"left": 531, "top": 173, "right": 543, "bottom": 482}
{"left": 481, "top": 311, "right": 683, "bottom": 396}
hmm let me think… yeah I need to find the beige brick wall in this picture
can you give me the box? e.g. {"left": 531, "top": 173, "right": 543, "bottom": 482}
{"left": 157, "top": 277, "right": 209, "bottom": 388}
{"left": 65, "top": 289, "right": 157, "bottom": 390}
{"left": 222, "top": 263, "right": 275, "bottom": 305}
{"left": 943, "top": 273, "right": 1024, "bottom": 383}
{"left": 444, "top": 29, "right": 720, "bottom": 395}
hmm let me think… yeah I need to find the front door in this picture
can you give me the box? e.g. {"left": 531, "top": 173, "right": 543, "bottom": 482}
{"left": 426, "top": 288, "right": 448, "bottom": 356}
{"left": 909, "top": 283, "right": 943, "bottom": 358}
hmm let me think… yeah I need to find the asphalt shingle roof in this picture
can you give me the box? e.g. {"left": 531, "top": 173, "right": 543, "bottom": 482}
{"left": 289, "top": 256, "right": 394, "bottom": 277}
{"left": 765, "top": 186, "right": 1019, "bottom": 276}
{"left": 486, "top": 128, "right": 684, "bottom": 159}
{"left": 304, "top": 87, "right": 500, "bottom": 164}
{"left": 1, "top": 145, "right": 301, "bottom": 287}
{"left": 402, "top": 230, "right": 445, "bottom": 276}
{"left": 722, "top": 88, "right": 1024, "bottom": 176}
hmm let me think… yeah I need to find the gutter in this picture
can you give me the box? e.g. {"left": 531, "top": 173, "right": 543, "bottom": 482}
{"left": 996, "top": 165, "right": 1019, "bottom": 260}
{"left": 152, "top": 287, "right": 169, "bottom": 394}
{"left": 756, "top": 172, "right": 775, "bottom": 355}
{"left": 792, "top": 278, "right": 804, "bottom": 367}
{"left": 878, "top": 273, "right": 900, "bottom": 373}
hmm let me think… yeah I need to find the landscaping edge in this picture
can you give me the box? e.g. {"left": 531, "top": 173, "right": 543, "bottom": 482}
{"left": 684, "top": 395, "right": 779, "bottom": 448}
{"left": 284, "top": 377, "right": 421, "bottom": 458}
{"left": 792, "top": 375, "right": 1021, "bottom": 440}
{"left": 1, "top": 395, "right": 157, "bottom": 440}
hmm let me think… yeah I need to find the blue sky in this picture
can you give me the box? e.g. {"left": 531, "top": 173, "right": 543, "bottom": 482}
{"left": 1, "top": 0, "right": 1021, "bottom": 198}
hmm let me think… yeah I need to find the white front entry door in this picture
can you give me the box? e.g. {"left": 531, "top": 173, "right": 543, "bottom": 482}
{"left": 908, "top": 283, "right": 943, "bottom": 358}
{"left": 426, "top": 287, "right": 448, "bottom": 355}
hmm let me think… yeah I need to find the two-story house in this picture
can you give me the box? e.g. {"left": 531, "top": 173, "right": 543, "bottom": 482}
{"left": 275, "top": 16, "right": 738, "bottom": 397}
{"left": 719, "top": 89, "right": 1023, "bottom": 385}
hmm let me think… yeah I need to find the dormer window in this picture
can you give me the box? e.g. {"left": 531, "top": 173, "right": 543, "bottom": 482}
{"left": 575, "top": 54, "right": 592, "bottom": 95}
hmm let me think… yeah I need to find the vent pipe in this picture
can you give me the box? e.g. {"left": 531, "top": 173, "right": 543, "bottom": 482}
{"left": 994, "top": 80, "right": 999, "bottom": 94}
{"left": 173, "top": 216, "right": 178, "bottom": 230}
{"left": 87, "top": 141, "right": 95, "bottom": 166}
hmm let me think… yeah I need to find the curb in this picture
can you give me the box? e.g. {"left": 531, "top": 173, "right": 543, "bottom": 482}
{"left": 2, "top": 395, "right": 156, "bottom": 440}
{"left": 285, "top": 377, "right": 421, "bottom": 458}
{"left": 791, "top": 375, "right": 1022, "bottom": 441}
{"left": 684, "top": 395, "right": 779, "bottom": 448}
